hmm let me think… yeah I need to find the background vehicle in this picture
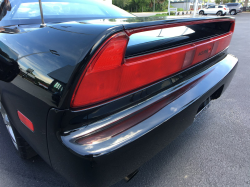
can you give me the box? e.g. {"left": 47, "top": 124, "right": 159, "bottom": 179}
{"left": 226, "top": 3, "right": 243, "bottom": 15}
{"left": 199, "top": 5, "right": 229, "bottom": 16}
{"left": 0, "top": 0, "right": 237, "bottom": 186}
{"left": 202, "top": 3, "right": 216, "bottom": 8}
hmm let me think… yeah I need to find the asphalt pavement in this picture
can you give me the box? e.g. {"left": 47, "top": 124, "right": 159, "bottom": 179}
{"left": 0, "top": 13, "right": 249, "bottom": 187}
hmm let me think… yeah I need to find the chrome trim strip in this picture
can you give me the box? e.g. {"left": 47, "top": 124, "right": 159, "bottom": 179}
{"left": 65, "top": 80, "right": 187, "bottom": 139}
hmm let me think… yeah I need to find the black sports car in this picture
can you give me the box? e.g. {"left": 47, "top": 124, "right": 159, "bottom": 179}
{"left": 0, "top": 0, "right": 238, "bottom": 186}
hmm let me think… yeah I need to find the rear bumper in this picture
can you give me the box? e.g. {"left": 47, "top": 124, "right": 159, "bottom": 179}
{"left": 47, "top": 54, "right": 238, "bottom": 187}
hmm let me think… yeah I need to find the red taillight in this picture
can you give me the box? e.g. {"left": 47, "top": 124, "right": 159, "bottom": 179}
{"left": 17, "top": 111, "right": 34, "bottom": 132}
{"left": 224, "top": 8, "right": 226, "bottom": 10}
{"left": 71, "top": 21, "right": 234, "bottom": 109}
{"left": 87, "top": 32, "right": 129, "bottom": 73}
{"left": 71, "top": 32, "right": 129, "bottom": 108}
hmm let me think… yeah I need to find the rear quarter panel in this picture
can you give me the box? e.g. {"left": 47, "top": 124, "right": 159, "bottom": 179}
{"left": 0, "top": 22, "right": 124, "bottom": 163}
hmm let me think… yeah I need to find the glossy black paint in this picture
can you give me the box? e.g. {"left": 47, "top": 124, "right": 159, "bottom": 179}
{"left": 0, "top": 14, "right": 236, "bottom": 186}
{"left": 0, "top": 20, "right": 123, "bottom": 164}
{"left": 47, "top": 55, "right": 238, "bottom": 187}
{"left": 0, "top": 16, "right": 234, "bottom": 109}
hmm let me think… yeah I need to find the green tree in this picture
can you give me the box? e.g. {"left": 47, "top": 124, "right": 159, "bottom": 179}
{"left": 113, "top": 0, "right": 170, "bottom": 12}
{"left": 113, "top": 0, "right": 130, "bottom": 9}
{"left": 215, "top": 0, "right": 221, "bottom": 4}
{"left": 129, "top": 0, "right": 152, "bottom": 12}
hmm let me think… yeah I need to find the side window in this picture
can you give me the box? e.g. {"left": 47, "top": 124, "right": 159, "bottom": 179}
{"left": 218, "top": 6, "right": 223, "bottom": 8}
{"left": 209, "top": 6, "right": 215, "bottom": 8}
{"left": 227, "top": 4, "right": 232, "bottom": 6}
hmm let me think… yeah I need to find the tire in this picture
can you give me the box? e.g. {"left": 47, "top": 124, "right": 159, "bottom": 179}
{"left": 199, "top": 11, "right": 204, "bottom": 15}
{"left": 230, "top": 10, "right": 236, "bottom": 15}
{"left": 216, "top": 11, "right": 222, "bottom": 16}
{"left": 1, "top": 104, "right": 37, "bottom": 159}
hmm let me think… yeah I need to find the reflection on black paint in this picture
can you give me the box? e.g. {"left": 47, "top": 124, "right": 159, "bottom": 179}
{"left": 47, "top": 65, "right": 75, "bottom": 105}
{"left": 0, "top": 12, "right": 232, "bottom": 109}
{"left": 0, "top": 41, "right": 19, "bottom": 82}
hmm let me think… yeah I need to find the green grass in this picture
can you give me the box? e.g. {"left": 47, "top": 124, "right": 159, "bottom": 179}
{"left": 151, "top": 12, "right": 176, "bottom": 17}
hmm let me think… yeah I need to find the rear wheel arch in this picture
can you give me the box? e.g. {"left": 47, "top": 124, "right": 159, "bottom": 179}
{"left": 0, "top": 98, "right": 37, "bottom": 159}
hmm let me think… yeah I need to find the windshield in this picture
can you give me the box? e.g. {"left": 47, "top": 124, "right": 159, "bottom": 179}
{"left": 0, "top": 0, "right": 134, "bottom": 26}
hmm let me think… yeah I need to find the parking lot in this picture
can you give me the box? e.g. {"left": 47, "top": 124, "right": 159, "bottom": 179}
{"left": 0, "top": 13, "right": 249, "bottom": 187}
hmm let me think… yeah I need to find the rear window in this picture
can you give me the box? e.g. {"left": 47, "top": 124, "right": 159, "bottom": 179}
{"left": 227, "top": 3, "right": 239, "bottom": 6}
{"left": 0, "top": 0, "right": 134, "bottom": 26}
{"left": 218, "top": 5, "right": 227, "bottom": 8}
{"left": 14, "top": 2, "right": 107, "bottom": 18}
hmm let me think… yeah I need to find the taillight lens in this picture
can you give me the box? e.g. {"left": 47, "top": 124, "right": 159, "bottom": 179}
{"left": 71, "top": 21, "right": 234, "bottom": 109}
{"left": 87, "top": 32, "right": 129, "bottom": 73}
{"left": 71, "top": 32, "right": 129, "bottom": 108}
{"left": 224, "top": 8, "right": 226, "bottom": 10}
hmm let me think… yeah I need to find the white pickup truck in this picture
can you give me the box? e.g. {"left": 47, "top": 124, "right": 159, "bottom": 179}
{"left": 199, "top": 5, "right": 229, "bottom": 16}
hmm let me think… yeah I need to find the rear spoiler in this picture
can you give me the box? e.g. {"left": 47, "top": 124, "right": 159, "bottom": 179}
{"left": 121, "top": 16, "right": 234, "bottom": 30}
{"left": 123, "top": 17, "right": 235, "bottom": 35}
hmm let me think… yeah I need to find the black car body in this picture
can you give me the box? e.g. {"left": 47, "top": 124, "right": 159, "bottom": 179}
{"left": 0, "top": 0, "right": 238, "bottom": 186}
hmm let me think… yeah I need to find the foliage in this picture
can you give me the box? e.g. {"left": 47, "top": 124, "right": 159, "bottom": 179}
{"left": 152, "top": 12, "right": 176, "bottom": 16}
{"left": 215, "top": 0, "right": 221, "bottom": 4}
{"left": 222, "top": 0, "right": 229, "bottom": 4}
{"left": 113, "top": 0, "right": 170, "bottom": 12}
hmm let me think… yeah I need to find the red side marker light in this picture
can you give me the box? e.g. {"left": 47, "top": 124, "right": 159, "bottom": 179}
{"left": 17, "top": 111, "right": 34, "bottom": 132}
